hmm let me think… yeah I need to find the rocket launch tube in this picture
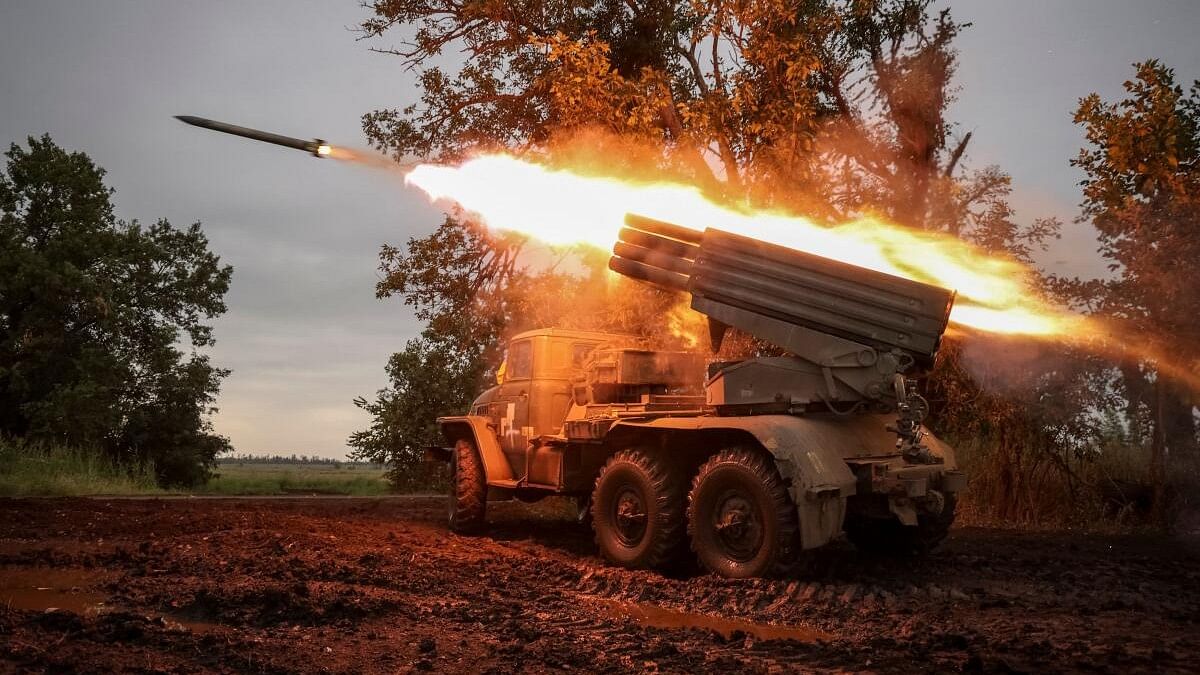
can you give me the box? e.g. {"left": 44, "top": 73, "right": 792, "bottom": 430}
{"left": 624, "top": 214, "right": 703, "bottom": 245}
{"left": 613, "top": 241, "right": 695, "bottom": 276}
{"left": 607, "top": 256, "right": 691, "bottom": 292}
{"left": 610, "top": 213, "right": 955, "bottom": 360}
{"left": 615, "top": 228, "right": 699, "bottom": 260}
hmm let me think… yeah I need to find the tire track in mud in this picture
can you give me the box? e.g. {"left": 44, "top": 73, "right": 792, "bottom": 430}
{"left": 2, "top": 497, "right": 1198, "bottom": 673}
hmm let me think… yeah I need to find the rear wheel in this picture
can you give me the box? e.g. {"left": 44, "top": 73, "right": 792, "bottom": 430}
{"left": 448, "top": 438, "right": 487, "bottom": 533}
{"left": 687, "top": 447, "right": 798, "bottom": 578}
{"left": 591, "top": 449, "right": 686, "bottom": 570}
{"left": 918, "top": 492, "right": 957, "bottom": 550}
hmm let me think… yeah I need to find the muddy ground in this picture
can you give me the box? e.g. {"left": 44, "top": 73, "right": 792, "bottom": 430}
{"left": 1, "top": 497, "right": 1197, "bottom": 674}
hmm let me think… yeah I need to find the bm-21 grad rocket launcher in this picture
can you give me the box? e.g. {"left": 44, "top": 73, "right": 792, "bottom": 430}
{"left": 175, "top": 106, "right": 969, "bottom": 575}
{"left": 609, "top": 213, "right": 954, "bottom": 455}
{"left": 432, "top": 209, "right": 966, "bottom": 578}
{"left": 174, "top": 107, "right": 969, "bottom": 574}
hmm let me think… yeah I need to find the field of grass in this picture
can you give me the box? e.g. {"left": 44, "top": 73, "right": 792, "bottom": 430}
{"left": 0, "top": 440, "right": 162, "bottom": 497}
{"left": 0, "top": 439, "right": 393, "bottom": 497}
{"left": 196, "top": 461, "right": 392, "bottom": 496}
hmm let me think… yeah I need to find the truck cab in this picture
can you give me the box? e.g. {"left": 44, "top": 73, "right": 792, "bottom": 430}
{"left": 462, "top": 329, "right": 638, "bottom": 487}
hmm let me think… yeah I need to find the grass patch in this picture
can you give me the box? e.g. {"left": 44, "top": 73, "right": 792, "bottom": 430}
{"left": 195, "top": 461, "right": 393, "bottom": 496}
{"left": 0, "top": 440, "right": 162, "bottom": 497}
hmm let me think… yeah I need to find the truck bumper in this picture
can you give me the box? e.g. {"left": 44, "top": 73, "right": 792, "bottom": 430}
{"left": 847, "top": 459, "right": 965, "bottom": 525}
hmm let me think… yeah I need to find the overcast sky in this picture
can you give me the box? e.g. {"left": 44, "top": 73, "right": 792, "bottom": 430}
{"left": 0, "top": 1, "right": 1196, "bottom": 458}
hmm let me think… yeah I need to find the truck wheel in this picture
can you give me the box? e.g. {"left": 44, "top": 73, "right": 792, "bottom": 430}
{"left": 448, "top": 438, "right": 487, "bottom": 533}
{"left": 591, "top": 449, "right": 686, "bottom": 570}
{"left": 917, "top": 492, "right": 957, "bottom": 550}
{"left": 688, "top": 447, "right": 798, "bottom": 578}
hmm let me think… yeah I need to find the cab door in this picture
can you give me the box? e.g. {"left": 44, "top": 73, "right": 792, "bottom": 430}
{"left": 495, "top": 338, "right": 533, "bottom": 469}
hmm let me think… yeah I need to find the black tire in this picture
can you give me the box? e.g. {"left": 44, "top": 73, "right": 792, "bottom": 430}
{"left": 919, "top": 492, "right": 957, "bottom": 549}
{"left": 845, "top": 493, "right": 957, "bottom": 555}
{"left": 687, "top": 447, "right": 799, "bottom": 578}
{"left": 591, "top": 448, "right": 687, "bottom": 570}
{"left": 448, "top": 438, "right": 487, "bottom": 533}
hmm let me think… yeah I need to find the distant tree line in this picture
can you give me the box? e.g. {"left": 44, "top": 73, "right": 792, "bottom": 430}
{"left": 223, "top": 453, "right": 383, "bottom": 467}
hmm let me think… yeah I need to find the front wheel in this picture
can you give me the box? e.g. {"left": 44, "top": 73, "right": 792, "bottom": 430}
{"left": 448, "top": 438, "right": 487, "bottom": 533}
{"left": 687, "top": 447, "right": 799, "bottom": 578}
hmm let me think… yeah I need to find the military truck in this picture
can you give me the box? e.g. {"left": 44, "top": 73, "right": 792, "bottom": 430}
{"left": 429, "top": 215, "right": 966, "bottom": 578}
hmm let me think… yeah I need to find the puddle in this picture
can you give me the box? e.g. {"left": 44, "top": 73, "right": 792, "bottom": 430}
{"left": 593, "top": 597, "right": 830, "bottom": 642}
{"left": 0, "top": 566, "right": 219, "bottom": 633}
{"left": 0, "top": 567, "right": 108, "bottom": 614}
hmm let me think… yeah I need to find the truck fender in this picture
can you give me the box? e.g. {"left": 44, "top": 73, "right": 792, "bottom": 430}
{"left": 609, "top": 415, "right": 859, "bottom": 550}
{"left": 436, "top": 415, "right": 513, "bottom": 483}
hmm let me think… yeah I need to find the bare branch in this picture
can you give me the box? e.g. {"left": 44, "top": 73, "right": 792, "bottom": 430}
{"left": 944, "top": 131, "right": 972, "bottom": 178}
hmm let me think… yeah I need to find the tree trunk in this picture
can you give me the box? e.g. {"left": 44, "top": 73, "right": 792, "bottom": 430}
{"left": 1150, "top": 377, "right": 1168, "bottom": 529}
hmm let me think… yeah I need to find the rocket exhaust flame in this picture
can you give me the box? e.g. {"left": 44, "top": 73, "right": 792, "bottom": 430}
{"left": 405, "top": 154, "right": 1200, "bottom": 392}
{"left": 404, "top": 154, "right": 1079, "bottom": 338}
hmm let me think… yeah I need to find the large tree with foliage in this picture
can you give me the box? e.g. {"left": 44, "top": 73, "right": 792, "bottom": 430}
{"left": 1060, "top": 61, "right": 1200, "bottom": 521}
{"left": 360, "top": 0, "right": 1037, "bottom": 240}
{"left": 0, "top": 136, "right": 233, "bottom": 486}
{"left": 350, "top": 0, "right": 1067, "bottom": 483}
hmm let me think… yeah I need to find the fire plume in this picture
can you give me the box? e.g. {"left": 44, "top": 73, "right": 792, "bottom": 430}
{"left": 406, "top": 154, "right": 1082, "bottom": 338}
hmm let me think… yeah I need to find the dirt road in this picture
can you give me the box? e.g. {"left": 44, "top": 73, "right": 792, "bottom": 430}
{"left": 1, "top": 497, "right": 1197, "bottom": 673}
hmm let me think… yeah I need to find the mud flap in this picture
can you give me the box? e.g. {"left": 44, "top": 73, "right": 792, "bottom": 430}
{"left": 755, "top": 431, "right": 856, "bottom": 551}
{"left": 888, "top": 498, "right": 919, "bottom": 526}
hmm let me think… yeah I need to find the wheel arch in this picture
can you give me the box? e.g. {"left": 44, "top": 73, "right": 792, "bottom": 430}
{"left": 601, "top": 423, "right": 761, "bottom": 469}
{"left": 437, "top": 415, "right": 513, "bottom": 483}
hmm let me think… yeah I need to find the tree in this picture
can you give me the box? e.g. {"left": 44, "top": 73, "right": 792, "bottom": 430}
{"left": 351, "top": 0, "right": 1061, "bottom": 483}
{"left": 1063, "top": 61, "right": 1200, "bottom": 522}
{"left": 360, "top": 0, "right": 1050, "bottom": 244}
{"left": 0, "top": 135, "right": 233, "bottom": 486}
